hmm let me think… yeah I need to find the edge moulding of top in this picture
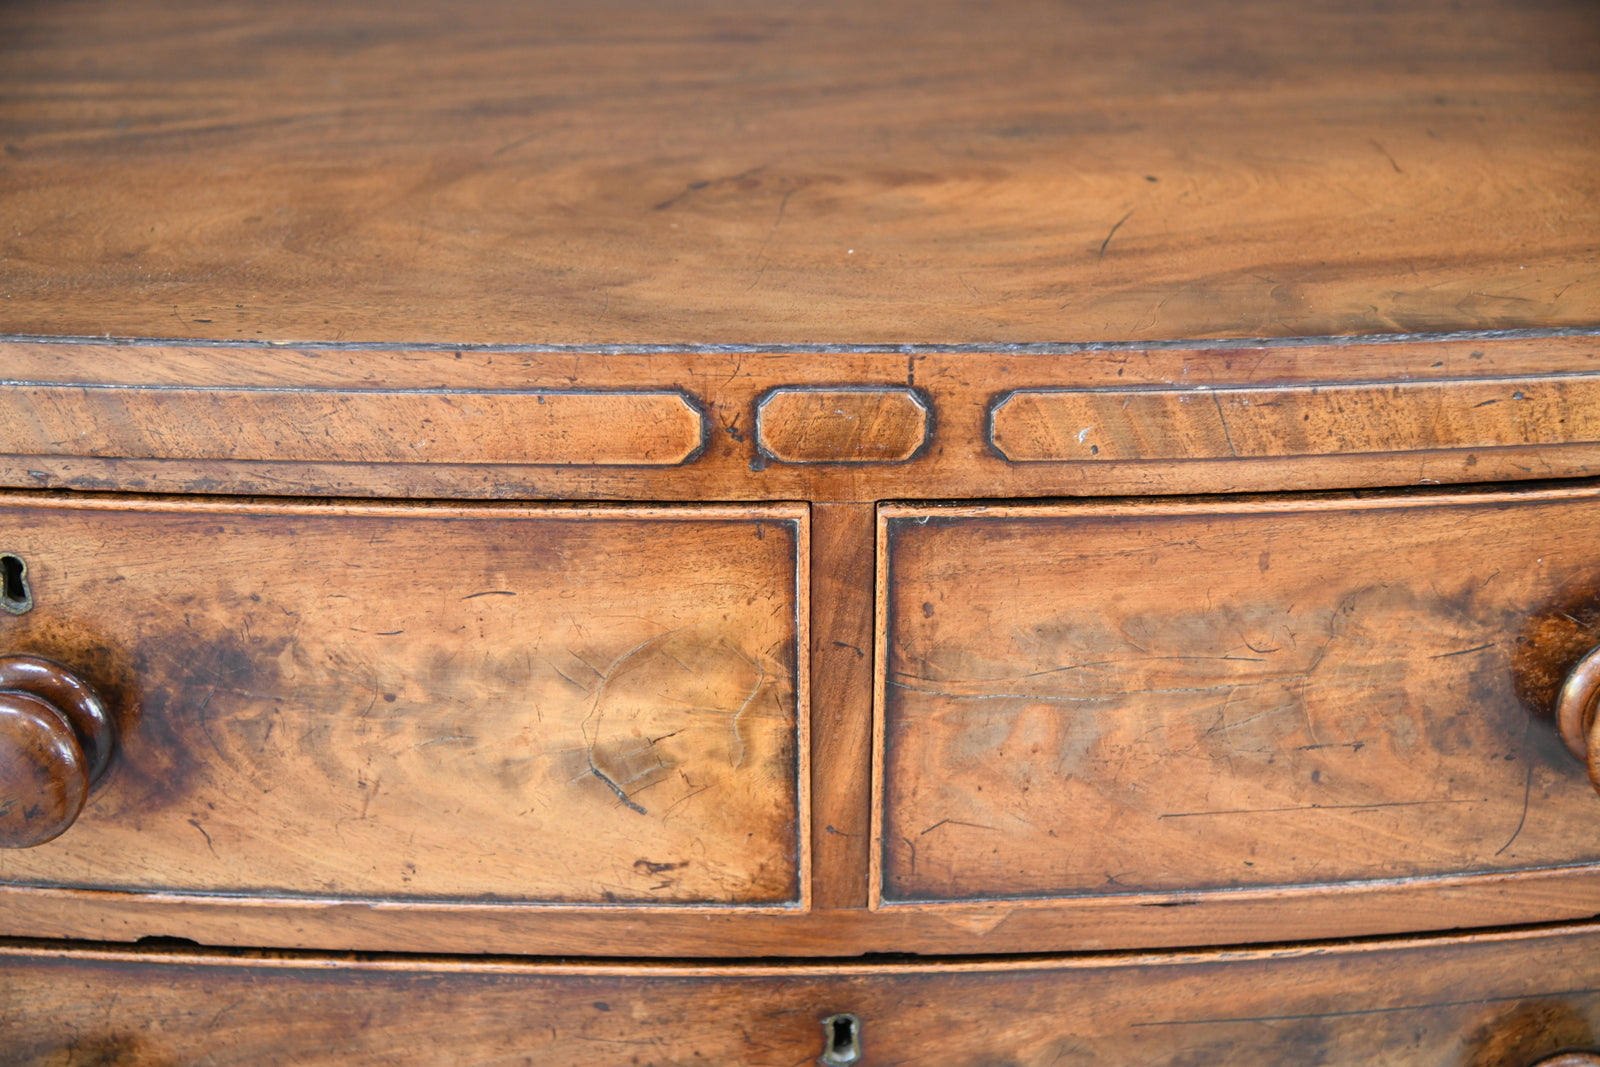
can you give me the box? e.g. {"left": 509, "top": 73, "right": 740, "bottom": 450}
{"left": 2, "top": 326, "right": 1599, "bottom": 356}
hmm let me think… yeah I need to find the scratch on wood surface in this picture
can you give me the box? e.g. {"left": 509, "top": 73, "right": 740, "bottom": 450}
{"left": 727, "top": 652, "right": 769, "bottom": 770}
{"left": 920, "top": 818, "right": 997, "bottom": 836}
{"left": 581, "top": 635, "right": 665, "bottom": 813}
{"left": 1098, "top": 209, "right": 1134, "bottom": 257}
{"left": 1211, "top": 392, "right": 1239, "bottom": 456}
{"left": 660, "top": 784, "right": 710, "bottom": 819}
{"left": 1158, "top": 798, "right": 1485, "bottom": 819}
{"left": 411, "top": 735, "right": 476, "bottom": 748}
{"left": 1494, "top": 754, "right": 1535, "bottom": 857}
{"left": 589, "top": 766, "right": 649, "bottom": 814}
{"left": 1429, "top": 642, "right": 1496, "bottom": 658}
{"left": 889, "top": 677, "right": 1280, "bottom": 702}
{"left": 746, "top": 181, "right": 795, "bottom": 292}
{"left": 1370, "top": 138, "right": 1404, "bottom": 173}
{"left": 578, "top": 628, "right": 770, "bottom": 814}
{"left": 187, "top": 818, "right": 218, "bottom": 858}
{"left": 652, "top": 166, "right": 765, "bottom": 211}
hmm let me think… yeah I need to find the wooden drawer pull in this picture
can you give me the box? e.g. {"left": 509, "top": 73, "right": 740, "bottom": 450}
{"left": 0, "top": 656, "right": 116, "bottom": 848}
{"left": 1556, "top": 645, "right": 1600, "bottom": 796}
{"left": 1530, "top": 1054, "right": 1600, "bottom": 1066}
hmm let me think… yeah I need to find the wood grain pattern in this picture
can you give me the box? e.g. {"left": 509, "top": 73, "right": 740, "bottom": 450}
{"left": 0, "top": 494, "right": 806, "bottom": 907}
{"left": 757, "top": 388, "right": 929, "bottom": 464}
{"left": 0, "top": 0, "right": 1595, "bottom": 345}
{"left": 7, "top": 866, "right": 1600, "bottom": 959}
{"left": 807, "top": 504, "right": 874, "bottom": 910}
{"left": 0, "top": 384, "right": 707, "bottom": 466}
{"left": 990, "top": 374, "right": 1600, "bottom": 463}
{"left": 3, "top": 923, "right": 1600, "bottom": 1065}
{"left": 876, "top": 486, "right": 1600, "bottom": 905}
{"left": 7, "top": 336, "right": 1600, "bottom": 502}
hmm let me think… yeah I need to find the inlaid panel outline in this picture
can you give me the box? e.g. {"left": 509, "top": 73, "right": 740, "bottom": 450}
{"left": 985, "top": 371, "right": 1600, "bottom": 464}
{"left": 0, "top": 493, "right": 811, "bottom": 914}
{"left": 870, "top": 485, "right": 1600, "bottom": 911}
{"left": 754, "top": 385, "right": 934, "bottom": 466}
{"left": 0, "top": 382, "right": 713, "bottom": 468}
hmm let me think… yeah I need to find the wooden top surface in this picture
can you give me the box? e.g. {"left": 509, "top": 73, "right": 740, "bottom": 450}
{"left": 0, "top": 0, "right": 1596, "bottom": 347}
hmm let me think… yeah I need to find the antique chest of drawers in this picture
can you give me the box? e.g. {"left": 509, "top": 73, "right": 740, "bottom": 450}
{"left": 2, "top": 0, "right": 1599, "bottom": 1063}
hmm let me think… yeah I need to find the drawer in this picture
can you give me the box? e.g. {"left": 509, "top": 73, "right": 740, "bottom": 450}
{"left": 3, "top": 923, "right": 1599, "bottom": 1065}
{"left": 875, "top": 486, "right": 1600, "bottom": 907}
{"left": 0, "top": 496, "right": 806, "bottom": 908}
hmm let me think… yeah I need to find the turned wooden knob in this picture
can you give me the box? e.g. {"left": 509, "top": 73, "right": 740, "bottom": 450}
{"left": 1556, "top": 645, "right": 1600, "bottom": 796}
{"left": 0, "top": 656, "right": 115, "bottom": 848}
{"left": 1530, "top": 1054, "right": 1600, "bottom": 1066}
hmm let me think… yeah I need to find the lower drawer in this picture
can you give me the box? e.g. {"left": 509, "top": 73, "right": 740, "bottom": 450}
{"left": 4, "top": 924, "right": 1600, "bottom": 1066}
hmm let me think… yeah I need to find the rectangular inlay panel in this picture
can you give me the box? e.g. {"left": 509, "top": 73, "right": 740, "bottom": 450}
{"left": 756, "top": 388, "right": 930, "bottom": 464}
{"left": 0, "top": 384, "right": 707, "bottom": 466}
{"left": 876, "top": 488, "right": 1600, "bottom": 905}
{"left": 989, "top": 374, "right": 1600, "bottom": 462}
{"left": 0, "top": 497, "right": 806, "bottom": 907}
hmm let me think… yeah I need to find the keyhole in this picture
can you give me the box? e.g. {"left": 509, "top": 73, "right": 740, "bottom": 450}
{"left": 819, "top": 1013, "right": 861, "bottom": 1066}
{"left": 0, "top": 554, "right": 31, "bottom": 615}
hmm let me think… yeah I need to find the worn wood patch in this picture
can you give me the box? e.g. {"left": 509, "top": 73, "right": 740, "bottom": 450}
{"left": 757, "top": 388, "right": 930, "bottom": 464}
{"left": 2, "top": 924, "right": 1599, "bottom": 1065}
{"left": 876, "top": 488, "right": 1600, "bottom": 905}
{"left": 989, "top": 374, "right": 1600, "bottom": 462}
{"left": 0, "top": 385, "right": 707, "bottom": 466}
{"left": 0, "top": 496, "right": 806, "bottom": 907}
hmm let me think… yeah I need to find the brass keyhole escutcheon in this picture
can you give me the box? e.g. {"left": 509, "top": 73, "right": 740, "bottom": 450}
{"left": 819, "top": 1013, "right": 861, "bottom": 1066}
{"left": 0, "top": 553, "right": 30, "bottom": 615}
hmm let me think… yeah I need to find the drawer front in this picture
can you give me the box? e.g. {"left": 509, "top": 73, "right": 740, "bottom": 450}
{"left": 3, "top": 924, "right": 1599, "bottom": 1065}
{"left": 876, "top": 488, "right": 1600, "bottom": 906}
{"left": 0, "top": 496, "right": 806, "bottom": 907}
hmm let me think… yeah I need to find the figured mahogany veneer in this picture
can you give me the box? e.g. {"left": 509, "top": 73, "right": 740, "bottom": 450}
{"left": 987, "top": 374, "right": 1600, "bottom": 464}
{"left": 874, "top": 489, "right": 1600, "bottom": 907}
{"left": 756, "top": 387, "right": 931, "bottom": 465}
{"left": 0, "top": 0, "right": 1596, "bottom": 346}
{"left": 2, "top": 0, "right": 1599, "bottom": 1060}
{"left": 7, "top": 339, "right": 1600, "bottom": 501}
{"left": 0, "top": 497, "right": 807, "bottom": 907}
{"left": 0, "top": 384, "right": 709, "bottom": 467}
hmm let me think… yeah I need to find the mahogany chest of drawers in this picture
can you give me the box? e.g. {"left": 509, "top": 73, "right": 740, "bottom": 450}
{"left": 1, "top": 0, "right": 1599, "bottom": 1062}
